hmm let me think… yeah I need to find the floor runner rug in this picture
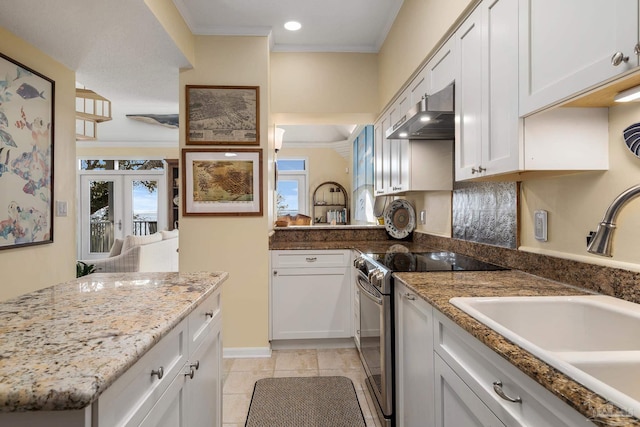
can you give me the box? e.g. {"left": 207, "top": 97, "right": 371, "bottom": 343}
{"left": 245, "top": 376, "right": 366, "bottom": 427}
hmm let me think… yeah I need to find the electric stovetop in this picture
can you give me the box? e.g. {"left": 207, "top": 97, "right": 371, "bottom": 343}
{"left": 364, "top": 249, "right": 508, "bottom": 272}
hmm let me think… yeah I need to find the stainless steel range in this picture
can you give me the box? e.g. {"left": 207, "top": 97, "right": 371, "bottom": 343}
{"left": 353, "top": 249, "right": 507, "bottom": 427}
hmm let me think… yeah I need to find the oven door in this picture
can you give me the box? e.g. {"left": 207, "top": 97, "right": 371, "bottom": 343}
{"left": 356, "top": 273, "right": 393, "bottom": 422}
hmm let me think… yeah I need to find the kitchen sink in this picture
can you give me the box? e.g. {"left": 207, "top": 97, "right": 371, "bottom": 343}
{"left": 450, "top": 295, "right": 640, "bottom": 415}
{"left": 449, "top": 295, "right": 640, "bottom": 352}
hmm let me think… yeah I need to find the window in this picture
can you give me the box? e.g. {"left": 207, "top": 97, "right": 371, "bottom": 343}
{"left": 276, "top": 158, "right": 308, "bottom": 216}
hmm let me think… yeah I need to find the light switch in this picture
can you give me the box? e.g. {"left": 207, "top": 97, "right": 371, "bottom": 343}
{"left": 534, "top": 210, "right": 547, "bottom": 241}
{"left": 56, "top": 200, "right": 68, "bottom": 217}
{"left": 420, "top": 210, "right": 426, "bottom": 225}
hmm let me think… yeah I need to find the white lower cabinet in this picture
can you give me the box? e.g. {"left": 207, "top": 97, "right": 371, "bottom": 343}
{"left": 433, "top": 310, "right": 595, "bottom": 427}
{"left": 99, "top": 288, "right": 223, "bottom": 427}
{"left": 395, "top": 291, "right": 596, "bottom": 427}
{"left": 270, "top": 250, "right": 352, "bottom": 340}
{"left": 395, "top": 282, "right": 435, "bottom": 427}
{"left": 434, "top": 354, "right": 504, "bottom": 427}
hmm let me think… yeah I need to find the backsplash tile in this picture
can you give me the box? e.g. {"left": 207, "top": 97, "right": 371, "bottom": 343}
{"left": 453, "top": 182, "right": 518, "bottom": 249}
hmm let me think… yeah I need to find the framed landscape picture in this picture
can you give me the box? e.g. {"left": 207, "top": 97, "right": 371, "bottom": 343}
{"left": 182, "top": 148, "right": 263, "bottom": 216}
{"left": 186, "top": 85, "right": 259, "bottom": 145}
{"left": 0, "top": 52, "right": 54, "bottom": 250}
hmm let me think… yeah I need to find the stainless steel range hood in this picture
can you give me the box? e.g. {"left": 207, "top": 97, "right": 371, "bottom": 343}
{"left": 385, "top": 83, "right": 454, "bottom": 140}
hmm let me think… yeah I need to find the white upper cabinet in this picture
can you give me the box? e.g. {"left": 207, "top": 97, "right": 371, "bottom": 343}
{"left": 455, "top": 0, "right": 521, "bottom": 181}
{"left": 519, "top": 0, "right": 639, "bottom": 116}
{"left": 455, "top": 0, "right": 609, "bottom": 181}
{"left": 426, "top": 37, "right": 457, "bottom": 95}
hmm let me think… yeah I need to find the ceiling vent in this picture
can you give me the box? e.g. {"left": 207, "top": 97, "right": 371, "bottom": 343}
{"left": 76, "top": 88, "right": 112, "bottom": 140}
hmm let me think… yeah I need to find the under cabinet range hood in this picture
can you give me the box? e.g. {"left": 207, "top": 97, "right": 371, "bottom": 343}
{"left": 385, "top": 83, "right": 454, "bottom": 140}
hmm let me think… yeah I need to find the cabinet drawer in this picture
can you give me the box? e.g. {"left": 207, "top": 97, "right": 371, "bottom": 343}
{"left": 271, "top": 250, "right": 350, "bottom": 268}
{"left": 434, "top": 311, "right": 594, "bottom": 427}
{"left": 98, "top": 318, "right": 188, "bottom": 427}
{"left": 189, "top": 289, "right": 221, "bottom": 352}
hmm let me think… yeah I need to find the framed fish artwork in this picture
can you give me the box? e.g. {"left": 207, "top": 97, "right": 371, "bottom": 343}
{"left": 0, "top": 52, "right": 54, "bottom": 250}
{"left": 185, "top": 85, "right": 259, "bottom": 145}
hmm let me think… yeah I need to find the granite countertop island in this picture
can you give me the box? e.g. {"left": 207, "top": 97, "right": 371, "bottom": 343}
{"left": 0, "top": 271, "right": 228, "bottom": 413}
{"left": 394, "top": 270, "right": 640, "bottom": 426}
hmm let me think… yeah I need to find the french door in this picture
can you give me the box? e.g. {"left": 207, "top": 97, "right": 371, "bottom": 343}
{"left": 79, "top": 173, "right": 166, "bottom": 259}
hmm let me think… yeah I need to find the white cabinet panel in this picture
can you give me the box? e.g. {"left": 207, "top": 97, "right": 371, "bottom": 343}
{"left": 395, "top": 282, "right": 435, "bottom": 427}
{"left": 519, "top": 0, "right": 639, "bottom": 115}
{"left": 271, "top": 250, "right": 352, "bottom": 340}
{"left": 435, "top": 355, "right": 505, "bottom": 427}
{"left": 427, "top": 37, "right": 457, "bottom": 95}
{"left": 455, "top": 6, "right": 484, "bottom": 180}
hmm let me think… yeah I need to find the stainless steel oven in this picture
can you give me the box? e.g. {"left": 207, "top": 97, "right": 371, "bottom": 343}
{"left": 354, "top": 249, "right": 508, "bottom": 427}
{"left": 354, "top": 255, "right": 394, "bottom": 427}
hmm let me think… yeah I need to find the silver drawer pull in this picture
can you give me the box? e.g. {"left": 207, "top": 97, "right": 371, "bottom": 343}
{"left": 190, "top": 360, "right": 200, "bottom": 371}
{"left": 305, "top": 257, "right": 317, "bottom": 262}
{"left": 405, "top": 293, "right": 416, "bottom": 301}
{"left": 205, "top": 311, "right": 214, "bottom": 318}
{"left": 185, "top": 366, "right": 195, "bottom": 379}
{"left": 492, "top": 381, "right": 522, "bottom": 403}
{"left": 151, "top": 367, "right": 164, "bottom": 380}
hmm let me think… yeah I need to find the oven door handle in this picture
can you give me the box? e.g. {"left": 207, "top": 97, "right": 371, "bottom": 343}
{"left": 356, "top": 276, "right": 383, "bottom": 306}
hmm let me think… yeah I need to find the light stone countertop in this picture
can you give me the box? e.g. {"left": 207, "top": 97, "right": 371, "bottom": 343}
{"left": 0, "top": 271, "right": 228, "bottom": 412}
{"left": 394, "top": 270, "right": 640, "bottom": 427}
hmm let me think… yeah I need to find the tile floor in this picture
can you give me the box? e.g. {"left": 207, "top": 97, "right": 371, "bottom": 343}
{"left": 223, "top": 347, "right": 382, "bottom": 427}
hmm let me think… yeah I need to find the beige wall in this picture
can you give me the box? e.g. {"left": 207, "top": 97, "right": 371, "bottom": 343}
{"left": 277, "top": 147, "right": 351, "bottom": 217}
{"left": 406, "top": 192, "right": 452, "bottom": 237}
{"left": 270, "top": 52, "right": 378, "bottom": 125}
{"left": 0, "top": 27, "right": 76, "bottom": 301}
{"left": 179, "top": 36, "right": 271, "bottom": 349}
{"left": 520, "top": 103, "right": 640, "bottom": 271}
{"left": 377, "top": 0, "right": 475, "bottom": 111}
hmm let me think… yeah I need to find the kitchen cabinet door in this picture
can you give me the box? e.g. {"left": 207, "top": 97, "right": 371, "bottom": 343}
{"left": 434, "top": 355, "right": 506, "bottom": 427}
{"left": 374, "top": 121, "right": 385, "bottom": 196}
{"left": 389, "top": 91, "right": 410, "bottom": 193}
{"left": 455, "top": 6, "right": 484, "bottom": 180}
{"left": 519, "top": 0, "right": 638, "bottom": 116}
{"left": 187, "top": 315, "right": 222, "bottom": 427}
{"left": 456, "top": 0, "right": 520, "bottom": 180}
{"left": 271, "top": 250, "right": 352, "bottom": 340}
{"left": 426, "top": 37, "right": 457, "bottom": 95}
{"left": 395, "top": 282, "right": 435, "bottom": 427}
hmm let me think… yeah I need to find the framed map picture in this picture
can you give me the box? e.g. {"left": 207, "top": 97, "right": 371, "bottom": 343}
{"left": 182, "top": 148, "right": 263, "bottom": 216}
{"left": 0, "top": 52, "right": 54, "bottom": 250}
{"left": 186, "top": 85, "right": 259, "bottom": 145}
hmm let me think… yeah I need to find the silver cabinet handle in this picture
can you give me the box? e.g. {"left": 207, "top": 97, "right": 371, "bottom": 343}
{"left": 205, "top": 311, "right": 214, "bottom": 318}
{"left": 305, "top": 257, "right": 317, "bottom": 262}
{"left": 492, "top": 381, "right": 522, "bottom": 403}
{"left": 190, "top": 360, "right": 200, "bottom": 370}
{"left": 185, "top": 366, "right": 195, "bottom": 379}
{"left": 472, "top": 166, "right": 487, "bottom": 174}
{"left": 405, "top": 293, "right": 416, "bottom": 301}
{"left": 151, "top": 366, "right": 164, "bottom": 379}
{"left": 635, "top": 43, "right": 640, "bottom": 56}
{"left": 611, "top": 51, "right": 629, "bottom": 66}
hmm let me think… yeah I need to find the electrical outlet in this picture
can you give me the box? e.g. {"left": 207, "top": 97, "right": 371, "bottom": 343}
{"left": 420, "top": 210, "right": 426, "bottom": 225}
{"left": 534, "top": 210, "right": 547, "bottom": 241}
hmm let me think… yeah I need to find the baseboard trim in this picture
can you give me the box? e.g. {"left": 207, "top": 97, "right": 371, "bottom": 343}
{"left": 270, "top": 338, "right": 356, "bottom": 350}
{"left": 223, "top": 347, "right": 272, "bottom": 359}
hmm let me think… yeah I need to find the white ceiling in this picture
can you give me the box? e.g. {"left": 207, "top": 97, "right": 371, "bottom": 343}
{"left": 0, "top": 0, "right": 401, "bottom": 142}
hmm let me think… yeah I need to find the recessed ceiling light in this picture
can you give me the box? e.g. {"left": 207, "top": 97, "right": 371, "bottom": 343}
{"left": 284, "top": 21, "right": 302, "bottom": 31}
{"left": 420, "top": 115, "right": 431, "bottom": 122}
